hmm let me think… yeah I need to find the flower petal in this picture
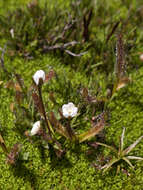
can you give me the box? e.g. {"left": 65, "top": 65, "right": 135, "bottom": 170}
{"left": 62, "top": 110, "right": 69, "bottom": 118}
{"left": 33, "top": 70, "right": 45, "bottom": 85}
{"left": 68, "top": 102, "right": 74, "bottom": 108}
{"left": 31, "top": 121, "right": 41, "bottom": 136}
{"left": 71, "top": 107, "right": 78, "bottom": 117}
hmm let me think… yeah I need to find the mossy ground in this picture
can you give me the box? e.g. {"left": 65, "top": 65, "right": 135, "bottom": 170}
{"left": 0, "top": 0, "right": 143, "bottom": 190}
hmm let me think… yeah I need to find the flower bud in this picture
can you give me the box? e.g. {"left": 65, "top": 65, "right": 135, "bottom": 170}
{"left": 30, "top": 121, "right": 41, "bottom": 136}
{"left": 33, "top": 70, "right": 45, "bottom": 85}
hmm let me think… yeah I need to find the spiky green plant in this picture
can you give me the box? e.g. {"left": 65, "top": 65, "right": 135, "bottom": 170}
{"left": 96, "top": 128, "right": 143, "bottom": 173}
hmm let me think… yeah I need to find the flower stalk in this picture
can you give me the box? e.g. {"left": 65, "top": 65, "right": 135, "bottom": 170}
{"left": 66, "top": 118, "right": 76, "bottom": 141}
{"left": 37, "top": 85, "right": 52, "bottom": 139}
{"left": 37, "top": 85, "right": 63, "bottom": 151}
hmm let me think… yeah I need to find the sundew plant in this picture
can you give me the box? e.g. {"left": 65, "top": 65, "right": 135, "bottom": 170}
{"left": 0, "top": 0, "right": 143, "bottom": 189}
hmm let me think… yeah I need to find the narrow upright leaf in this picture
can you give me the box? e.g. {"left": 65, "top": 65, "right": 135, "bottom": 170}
{"left": 32, "top": 92, "right": 44, "bottom": 116}
{"left": 83, "top": 8, "right": 93, "bottom": 42}
{"left": 113, "top": 33, "right": 129, "bottom": 95}
{"left": 123, "top": 136, "right": 143, "bottom": 155}
{"left": 122, "top": 157, "right": 134, "bottom": 169}
{"left": 115, "top": 33, "right": 126, "bottom": 79}
{"left": 120, "top": 127, "right": 125, "bottom": 152}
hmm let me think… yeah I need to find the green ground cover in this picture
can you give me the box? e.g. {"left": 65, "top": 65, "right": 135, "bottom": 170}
{"left": 0, "top": 0, "right": 143, "bottom": 189}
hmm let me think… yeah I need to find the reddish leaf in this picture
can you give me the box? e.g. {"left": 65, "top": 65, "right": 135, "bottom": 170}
{"left": 32, "top": 92, "right": 44, "bottom": 116}
{"left": 7, "top": 143, "right": 21, "bottom": 165}
{"left": 115, "top": 33, "right": 126, "bottom": 79}
{"left": 54, "top": 148, "right": 65, "bottom": 158}
{"left": 45, "top": 70, "right": 55, "bottom": 82}
{"left": 15, "top": 91, "right": 23, "bottom": 104}
{"left": 49, "top": 92, "right": 57, "bottom": 104}
{"left": 79, "top": 117, "right": 105, "bottom": 143}
{"left": 4, "top": 80, "right": 15, "bottom": 89}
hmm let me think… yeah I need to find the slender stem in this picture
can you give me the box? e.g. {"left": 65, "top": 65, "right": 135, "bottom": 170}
{"left": 38, "top": 85, "right": 52, "bottom": 138}
{"left": 66, "top": 118, "right": 76, "bottom": 141}
{"left": 38, "top": 85, "right": 62, "bottom": 150}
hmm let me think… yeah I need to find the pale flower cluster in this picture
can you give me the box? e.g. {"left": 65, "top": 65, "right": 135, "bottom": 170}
{"left": 140, "top": 54, "right": 143, "bottom": 61}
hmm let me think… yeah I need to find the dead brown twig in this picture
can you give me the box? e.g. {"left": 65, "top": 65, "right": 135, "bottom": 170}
{"left": 42, "top": 41, "right": 87, "bottom": 57}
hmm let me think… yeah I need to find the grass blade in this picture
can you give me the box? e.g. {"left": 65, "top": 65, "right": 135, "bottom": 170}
{"left": 122, "top": 157, "right": 134, "bottom": 169}
{"left": 101, "top": 158, "right": 120, "bottom": 173}
{"left": 120, "top": 127, "right": 125, "bottom": 152}
{"left": 96, "top": 142, "right": 117, "bottom": 153}
{"left": 126, "top": 156, "right": 143, "bottom": 161}
{"left": 115, "top": 33, "right": 126, "bottom": 79}
{"left": 123, "top": 136, "right": 143, "bottom": 155}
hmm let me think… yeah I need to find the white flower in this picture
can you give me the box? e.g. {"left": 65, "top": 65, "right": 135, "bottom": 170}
{"left": 30, "top": 121, "right": 41, "bottom": 136}
{"left": 10, "top": 28, "right": 14, "bottom": 38}
{"left": 33, "top": 70, "right": 45, "bottom": 85}
{"left": 140, "top": 54, "right": 143, "bottom": 61}
{"left": 62, "top": 102, "right": 78, "bottom": 118}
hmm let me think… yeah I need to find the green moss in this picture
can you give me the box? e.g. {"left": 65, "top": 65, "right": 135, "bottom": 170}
{"left": 0, "top": 0, "right": 143, "bottom": 189}
{"left": 0, "top": 54, "right": 143, "bottom": 189}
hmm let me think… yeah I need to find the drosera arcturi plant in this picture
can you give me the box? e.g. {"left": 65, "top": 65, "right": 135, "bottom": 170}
{"left": 30, "top": 69, "right": 65, "bottom": 157}
{"left": 0, "top": 43, "right": 143, "bottom": 176}
{"left": 95, "top": 128, "right": 143, "bottom": 174}
{"left": 0, "top": 8, "right": 141, "bottom": 173}
{"left": 2, "top": 67, "right": 106, "bottom": 160}
{"left": 31, "top": 69, "right": 105, "bottom": 144}
{"left": 0, "top": 36, "right": 138, "bottom": 172}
